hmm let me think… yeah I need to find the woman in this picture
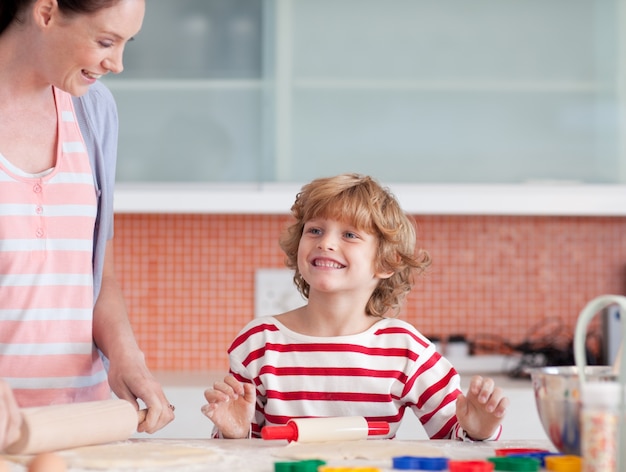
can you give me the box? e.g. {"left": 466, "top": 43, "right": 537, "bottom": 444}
{"left": 0, "top": 0, "right": 174, "bottom": 449}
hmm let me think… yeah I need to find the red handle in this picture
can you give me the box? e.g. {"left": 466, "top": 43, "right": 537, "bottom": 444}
{"left": 367, "top": 421, "right": 390, "bottom": 436}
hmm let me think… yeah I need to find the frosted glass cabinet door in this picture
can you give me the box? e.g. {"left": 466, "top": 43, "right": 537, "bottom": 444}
{"left": 289, "top": 89, "right": 612, "bottom": 184}
{"left": 112, "top": 86, "right": 263, "bottom": 182}
{"left": 104, "top": 0, "right": 624, "bottom": 184}
{"left": 116, "top": 1, "right": 262, "bottom": 80}
{"left": 104, "top": 0, "right": 265, "bottom": 182}
{"left": 281, "top": 0, "right": 621, "bottom": 184}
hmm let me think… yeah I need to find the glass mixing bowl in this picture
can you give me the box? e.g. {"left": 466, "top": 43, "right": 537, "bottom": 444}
{"left": 527, "top": 365, "right": 616, "bottom": 455}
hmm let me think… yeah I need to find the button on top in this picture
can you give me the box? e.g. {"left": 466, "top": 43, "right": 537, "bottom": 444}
{"left": 33, "top": 184, "right": 42, "bottom": 193}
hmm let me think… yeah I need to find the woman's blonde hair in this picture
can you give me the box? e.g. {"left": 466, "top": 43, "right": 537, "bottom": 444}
{"left": 279, "top": 173, "right": 431, "bottom": 317}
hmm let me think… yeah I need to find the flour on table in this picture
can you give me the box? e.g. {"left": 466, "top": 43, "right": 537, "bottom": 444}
{"left": 271, "top": 440, "right": 442, "bottom": 461}
{"left": 6, "top": 440, "right": 220, "bottom": 470}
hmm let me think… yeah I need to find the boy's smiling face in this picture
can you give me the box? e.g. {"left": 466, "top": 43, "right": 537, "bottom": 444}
{"left": 297, "top": 217, "right": 392, "bottom": 297}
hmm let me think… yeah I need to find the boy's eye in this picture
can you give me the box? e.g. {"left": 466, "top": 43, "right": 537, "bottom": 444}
{"left": 344, "top": 232, "right": 357, "bottom": 239}
{"left": 307, "top": 227, "right": 322, "bottom": 235}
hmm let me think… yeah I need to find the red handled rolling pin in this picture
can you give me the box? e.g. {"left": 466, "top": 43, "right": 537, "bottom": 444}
{"left": 4, "top": 399, "right": 144, "bottom": 455}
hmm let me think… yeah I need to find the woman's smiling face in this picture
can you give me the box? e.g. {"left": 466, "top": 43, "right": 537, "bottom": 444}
{"left": 35, "top": 0, "right": 145, "bottom": 95}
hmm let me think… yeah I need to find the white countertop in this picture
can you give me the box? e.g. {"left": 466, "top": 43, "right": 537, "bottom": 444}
{"left": 5, "top": 438, "right": 557, "bottom": 472}
{"left": 114, "top": 182, "right": 626, "bottom": 216}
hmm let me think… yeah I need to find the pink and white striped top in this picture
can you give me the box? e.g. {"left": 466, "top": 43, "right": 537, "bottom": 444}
{"left": 227, "top": 316, "right": 500, "bottom": 440}
{"left": 0, "top": 86, "right": 110, "bottom": 406}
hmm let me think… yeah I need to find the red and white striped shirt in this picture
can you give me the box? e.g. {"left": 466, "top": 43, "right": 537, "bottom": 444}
{"left": 228, "top": 316, "right": 496, "bottom": 440}
{"left": 0, "top": 86, "right": 110, "bottom": 406}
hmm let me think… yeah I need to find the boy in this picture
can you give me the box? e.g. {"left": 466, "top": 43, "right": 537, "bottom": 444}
{"left": 202, "top": 173, "right": 507, "bottom": 440}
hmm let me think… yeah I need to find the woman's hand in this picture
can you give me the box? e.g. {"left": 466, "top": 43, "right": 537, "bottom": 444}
{"left": 202, "top": 375, "right": 256, "bottom": 439}
{"left": 455, "top": 375, "right": 508, "bottom": 440}
{"left": 106, "top": 354, "right": 175, "bottom": 434}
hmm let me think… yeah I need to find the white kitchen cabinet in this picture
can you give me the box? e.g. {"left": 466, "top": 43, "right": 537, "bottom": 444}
{"left": 104, "top": 0, "right": 625, "bottom": 187}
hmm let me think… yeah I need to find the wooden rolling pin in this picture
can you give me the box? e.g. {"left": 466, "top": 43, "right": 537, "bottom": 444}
{"left": 4, "top": 399, "right": 143, "bottom": 455}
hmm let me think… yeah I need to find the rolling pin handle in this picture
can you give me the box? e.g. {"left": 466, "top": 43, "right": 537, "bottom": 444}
{"left": 137, "top": 408, "right": 148, "bottom": 425}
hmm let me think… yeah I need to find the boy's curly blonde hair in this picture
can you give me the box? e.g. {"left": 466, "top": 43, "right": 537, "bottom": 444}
{"left": 279, "top": 173, "right": 431, "bottom": 318}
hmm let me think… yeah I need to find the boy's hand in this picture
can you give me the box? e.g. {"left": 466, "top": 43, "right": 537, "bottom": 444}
{"left": 455, "top": 375, "right": 508, "bottom": 440}
{"left": 202, "top": 375, "right": 256, "bottom": 438}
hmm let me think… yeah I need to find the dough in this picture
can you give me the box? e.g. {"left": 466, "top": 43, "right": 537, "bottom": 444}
{"left": 271, "top": 439, "right": 442, "bottom": 461}
{"left": 6, "top": 440, "right": 220, "bottom": 470}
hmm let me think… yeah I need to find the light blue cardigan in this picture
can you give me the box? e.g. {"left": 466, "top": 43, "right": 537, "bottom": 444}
{"left": 72, "top": 81, "right": 118, "bottom": 304}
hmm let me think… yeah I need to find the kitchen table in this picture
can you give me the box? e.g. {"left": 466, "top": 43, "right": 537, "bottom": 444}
{"left": 3, "top": 437, "right": 558, "bottom": 472}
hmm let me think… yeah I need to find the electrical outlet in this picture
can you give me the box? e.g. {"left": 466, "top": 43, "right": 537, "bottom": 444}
{"left": 254, "top": 268, "right": 305, "bottom": 317}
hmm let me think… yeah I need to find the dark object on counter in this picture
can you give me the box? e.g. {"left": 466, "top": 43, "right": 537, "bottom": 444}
{"left": 508, "top": 340, "right": 598, "bottom": 379}
{"left": 426, "top": 335, "right": 443, "bottom": 354}
{"left": 446, "top": 334, "right": 469, "bottom": 358}
{"left": 446, "top": 316, "right": 602, "bottom": 378}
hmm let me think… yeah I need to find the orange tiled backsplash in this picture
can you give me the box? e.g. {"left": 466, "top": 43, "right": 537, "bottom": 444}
{"left": 114, "top": 214, "right": 626, "bottom": 372}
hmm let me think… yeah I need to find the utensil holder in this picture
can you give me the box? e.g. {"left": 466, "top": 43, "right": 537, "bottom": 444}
{"left": 574, "top": 294, "right": 626, "bottom": 470}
